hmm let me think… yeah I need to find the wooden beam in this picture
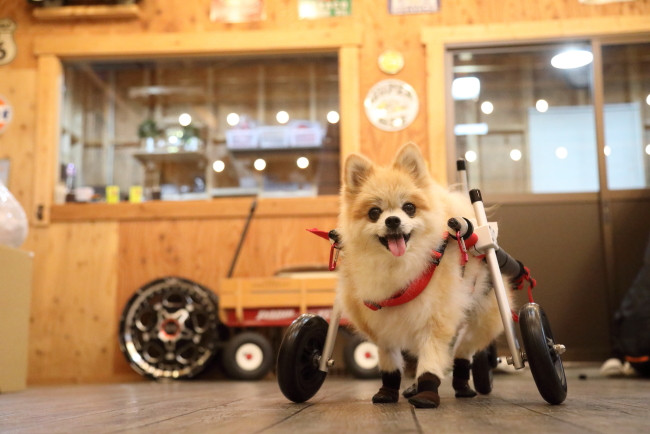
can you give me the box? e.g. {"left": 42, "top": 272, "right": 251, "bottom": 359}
{"left": 33, "top": 55, "right": 63, "bottom": 227}
{"left": 421, "top": 15, "right": 650, "bottom": 187}
{"left": 50, "top": 195, "right": 340, "bottom": 222}
{"left": 32, "top": 4, "right": 140, "bottom": 22}
{"left": 338, "top": 46, "right": 361, "bottom": 162}
{"left": 34, "top": 26, "right": 364, "bottom": 59}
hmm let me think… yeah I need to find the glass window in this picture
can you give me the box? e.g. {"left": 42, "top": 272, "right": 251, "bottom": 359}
{"left": 602, "top": 42, "right": 650, "bottom": 190}
{"left": 59, "top": 54, "right": 340, "bottom": 202}
{"left": 452, "top": 44, "right": 598, "bottom": 194}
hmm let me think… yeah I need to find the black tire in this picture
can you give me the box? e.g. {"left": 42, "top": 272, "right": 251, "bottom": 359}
{"left": 343, "top": 336, "right": 381, "bottom": 379}
{"left": 472, "top": 347, "right": 493, "bottom": 395}
{"left": 222, "top": 332, "right": 273, "bottom": 381}
{"left": 277, "top": 314, "right": 328, "bottom": 403}
{"left": 519, "top": 303, "right": 568, "bottom": 405}
{"left": 118, "top": 277, "right": 221, "bottom": 380}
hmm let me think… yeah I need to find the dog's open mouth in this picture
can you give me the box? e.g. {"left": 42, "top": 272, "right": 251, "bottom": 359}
{"left": 378, "top": 233, "right": 411, "bottom": 257}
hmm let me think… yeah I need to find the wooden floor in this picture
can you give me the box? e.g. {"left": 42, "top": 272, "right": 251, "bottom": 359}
{"left": 1, "top": 367, "right": 648, "bottom": 433}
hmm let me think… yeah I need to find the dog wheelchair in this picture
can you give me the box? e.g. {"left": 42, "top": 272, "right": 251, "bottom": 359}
{"left": 277, "top": 159, "right": 567, "bottom": 406}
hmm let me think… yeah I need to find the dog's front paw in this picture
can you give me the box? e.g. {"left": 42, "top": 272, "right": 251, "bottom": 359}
{"left": 408, "top": 391, "right": 440, "bottom": 408}
{"left": 372, "top": 387, "right": 399, "bottom": 404}
{"left": 402, "top": 383, "right": 417, "bottom": 398}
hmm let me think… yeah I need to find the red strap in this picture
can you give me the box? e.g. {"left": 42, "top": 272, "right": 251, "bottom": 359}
{"left": 364, "top": 262, "right": 437, "bottom": 311}
{"left": 307, "top": 228, "right": 330, "bottom": 241}
{"left": 513, "top": 266, "right": 536, "bottom": 303}
{"left": 511, "top": 310, "right": 519, "bottom": 323}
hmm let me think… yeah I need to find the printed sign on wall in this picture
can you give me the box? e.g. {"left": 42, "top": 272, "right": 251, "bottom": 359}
{"left": 0, "top": 18, "right": 17, "bottom": 66}
{"left": 210, "top": 0, "right": 265, "bottom": 23}
{"left": 0, "top": 95, "right": 13, "bottom": 135}
{"left": 364, "top": 79, "right": 419, "bottom": 132}
{"left": 388, "top": 0, "right": 440, "bottom": 15}
{"left": 299, "top": 0, "right": 351, "bottom": 19}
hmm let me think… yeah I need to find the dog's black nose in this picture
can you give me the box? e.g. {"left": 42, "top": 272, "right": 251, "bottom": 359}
{"left": 385, "top": 216, "right": 401, "bottom": 229}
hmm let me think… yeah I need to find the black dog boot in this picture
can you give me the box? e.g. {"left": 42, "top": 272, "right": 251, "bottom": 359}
{"left": 372, "top": 370, "right": 401, "bottom": 404}
{"left": 408, "top": 372, "right": 441, "bottom": 408}
{"left": 402, "top": 382, "right": 417, "bottom": 398}
{"left": 452, "top": 358, "right": 478, "bottom": 398}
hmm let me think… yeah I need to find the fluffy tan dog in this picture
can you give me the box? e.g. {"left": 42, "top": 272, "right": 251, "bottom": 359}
{"left": 337, "top": 143, "right": 512, "bottom": 408}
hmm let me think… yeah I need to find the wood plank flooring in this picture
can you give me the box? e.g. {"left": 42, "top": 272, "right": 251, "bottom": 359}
{"left": 1, "top": 367, "right": 648, "bottom": 434}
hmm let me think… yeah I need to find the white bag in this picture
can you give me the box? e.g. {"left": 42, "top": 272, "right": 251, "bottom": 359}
{"left": 0, "top": 180, "right": 28, "bottom": 248}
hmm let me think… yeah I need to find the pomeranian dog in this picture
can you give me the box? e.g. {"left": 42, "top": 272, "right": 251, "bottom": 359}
{"left": 337, "top": 143, "right": 512, "bottom": 408}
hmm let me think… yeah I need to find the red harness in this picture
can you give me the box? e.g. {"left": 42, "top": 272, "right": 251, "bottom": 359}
{"left": 363, "top": 248, "right": 444, "bottom": 311}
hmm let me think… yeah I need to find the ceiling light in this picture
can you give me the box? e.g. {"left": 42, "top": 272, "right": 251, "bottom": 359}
{"left": 297, "top": 157, "right": 309, "bottom": 169}
{"left": 454, "top": 123, "right": 488, "bottom": 136}
{"left": 536, "top": 99, "right": 549, "bottom": 113}
{"left": 465, "top": 151, "right": 477, "bottom": 162}
{"left": 254, "top": 158, "right": 266, "bottom": 171}
{"left": 227, "top": 113, "right": 240, "bottom": 126}
{"left": 556, "top": 147, "right": 568, "bottom": 159}
{"left": 551, "top": 49, "right": 593, "bottom": 69}
{"left": 452, "top": 77, "right": 480, "bottom": 100}
{"left": 646, "top": 94, "right": 650, "bottom": 106}
{"left": 604, "top": 146, "right": 611, "bottom": 156}
{"left": 213, "top": 160, "right": 225, "bottom": 172}
{"left": 327, "top": 111, "right": 339, "bottom": 124}
{"left": 510, "top": 149, "right": 522, "bottom": 161}
{"left": 481, "top": 101, "right": 493, "bottom": 114}
{"left": 276, "top": 111, "right": 289, "bottom": 124}
{"left": 179, "top": 113, "right": 192, "bottom": 126}
{"left": 646, "top": 144, "right": 650, "bottom": 155}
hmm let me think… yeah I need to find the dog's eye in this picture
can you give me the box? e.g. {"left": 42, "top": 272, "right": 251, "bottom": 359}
{"left": 368, "top": 207, "right": 382, "bottom": 221}
{"left": 402, "top": 203, "right": 416, "bottom": 217}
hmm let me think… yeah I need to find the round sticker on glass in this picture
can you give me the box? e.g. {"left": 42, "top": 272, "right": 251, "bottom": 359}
{"left": 0, "top": 95, "right": 13, "bottom": 135}
{"left": 378, "top": 50, "right": 404, "bottom": 75}
{"left": 364, "top": 79, "right": 418, "bottom": 132}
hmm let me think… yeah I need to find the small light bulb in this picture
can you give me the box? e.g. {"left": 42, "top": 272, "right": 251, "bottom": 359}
{"left": 297, "top": 157, "right": 309, "bottom": 169}
{"left": 254, "top": 159, "right": 266, "bottom": 171}
{"left": 276, "top": 111, "right": 289, "bottom": 124}
{"left": 227, "top": 113, "right": 240, "bottom": 126}
{"left": 465, "top": 151, "right": 477, "bottom": 162}
{"left": 604, "top": 146, "right": 611, "bottom": 156}
{"left": 645, "top": 144, "right": 650, "bottom": 155}
{"left": 168, "top": 136, "right": 179, "bottom": 144}
{"left": 536, "top": 99, "right": 549, "bottom": 113}
{"left": 556, "top": 147, "right": 568, "bottom": 159}
{"left": 213, "top": 160, "right": 225, "bottom": 172}
{"left": 327, "top": 111, "right": 340, "bottom": 124}
{"left": 179, "top": 113, "right": 192, "bottom": 126}
{"left": 481, "top": 101, "right": 494, "bottom": 114}
{"left": 510, "top": 149, "right": 522, "bottom": 161}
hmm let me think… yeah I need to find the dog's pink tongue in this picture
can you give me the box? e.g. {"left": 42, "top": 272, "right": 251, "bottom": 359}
{"left": 388, "top": 236, "right": 406, "bottom": 257}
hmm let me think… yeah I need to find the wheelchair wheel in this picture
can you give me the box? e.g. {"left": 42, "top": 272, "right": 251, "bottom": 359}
{"left": 277, "top": 314, "right": 328, "bottom": 403}
{"left": 472, "top": 343, "right": 495, "bottom": 395}
{"left": 519, "top": 303, "right": 567, "bottom": 405}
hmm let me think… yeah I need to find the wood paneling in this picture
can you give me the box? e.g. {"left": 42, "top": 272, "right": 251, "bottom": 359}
{"left": 0, "top": 69, "right": 36, "bottom": 220}
{"left": 28, "top": 223, "right": 120, "bottom": 384}
{"left": 33, "top": 56, "right": 62, "bottom": 226}
{"left": 51, "top": 195, "right": 339, "bottom": 221}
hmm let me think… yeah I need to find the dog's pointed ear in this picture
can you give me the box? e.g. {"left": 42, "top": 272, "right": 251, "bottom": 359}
{"left": 344, "top": 153, "right": 374, "bottom": 193}
{"left": 393, "top": 143, "right": 430, "bottom": 187}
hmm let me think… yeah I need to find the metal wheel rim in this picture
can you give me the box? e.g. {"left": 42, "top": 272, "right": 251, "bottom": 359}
{"left": 122, "top": 278, "right": 218, "bottom": 378}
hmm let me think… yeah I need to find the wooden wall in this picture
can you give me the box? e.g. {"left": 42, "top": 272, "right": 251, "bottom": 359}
{"left": 1, "top": 0, "right": 650, "bottom": 384}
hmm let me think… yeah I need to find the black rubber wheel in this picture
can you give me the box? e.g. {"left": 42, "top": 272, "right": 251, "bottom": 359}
{"left": 472, "top": 346, "right": 494, "bottom": 395}
{"left": 222, "top": 332, "right": 273, "bottom": 381}
{"left": 277, "top": 314, "right": 329, "bottom": 403}
{"left": 118, "top": 277, "right": 221, "bottom": 380}
{"left": 343, "top": 336, "right": 381, "bottom": 379}
{"left": 519, "top": 303, "right": 568, "bottom": 405}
